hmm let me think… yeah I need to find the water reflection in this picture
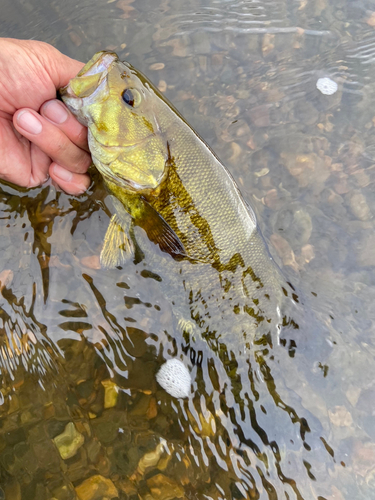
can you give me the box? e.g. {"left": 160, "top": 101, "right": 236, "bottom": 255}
{"left": 0, "top": 176, "right": 335, "bottom": 499}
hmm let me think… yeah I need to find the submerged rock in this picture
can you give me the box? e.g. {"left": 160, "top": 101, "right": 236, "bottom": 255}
{"left": 52, "top": 422, "right": 84, "bottom": 460}
{"left": 101, "top": 379, "right": 119, "bottom": 409}
{"left": 75, "top": 475, "right": 118, "bottom": 500}
{"left": 156, "top": 359, "right": 191, "bottom": 398}
{"left": 131, "top": 439, "right": 169, "bottom": 480}
{"left": 146, "top": 473, "right": 184, "bottom": 500}
{"left": 316, "top": 77, "right": 338, "bottom": 95}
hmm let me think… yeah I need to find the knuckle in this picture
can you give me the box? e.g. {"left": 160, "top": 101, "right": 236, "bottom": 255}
{"left": 53, "top": 139, "right": 68, "bottom": 156}
{"left": 51, "top": 138, "right": 90, "bottom": 173}
{"left": 75, "top": 127, "right": 88, "bottom": 146}
{"left": 74, "top": 152, "right": 91, "bottom": 173}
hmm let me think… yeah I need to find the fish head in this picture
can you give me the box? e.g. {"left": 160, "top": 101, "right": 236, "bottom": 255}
{"left": 60, "top": 51, "right": 169, "bottom": 194}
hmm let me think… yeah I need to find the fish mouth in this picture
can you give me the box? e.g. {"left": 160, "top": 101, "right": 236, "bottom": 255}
{"left": 59, "top": 51, "right": 119, "bottom": 115}
{"left": 76, "top": 51, "right": 118, "bottom": 78}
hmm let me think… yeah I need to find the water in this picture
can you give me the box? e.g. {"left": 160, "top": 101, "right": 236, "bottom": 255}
{"left": 1, "top": 0, "right": 375, "bottom": 498}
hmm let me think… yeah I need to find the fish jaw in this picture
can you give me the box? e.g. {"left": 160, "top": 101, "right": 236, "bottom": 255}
{"left": 59, "top": 51, "right": 118, "bottom": 126}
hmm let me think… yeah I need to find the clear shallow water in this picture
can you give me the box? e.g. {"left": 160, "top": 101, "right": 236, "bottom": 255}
{"left": 1, "top": 0, "right": 375, "bottom": 499}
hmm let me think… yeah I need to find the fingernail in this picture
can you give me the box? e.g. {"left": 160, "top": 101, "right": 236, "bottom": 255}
{"left": 42, "top": 100, "right": 69, "bottom": 124}
{"left": 17, "top": 111, "right": 42, "bottom": 135}
{"left": 53, "top": 164, "right": 73, "bottom": 182}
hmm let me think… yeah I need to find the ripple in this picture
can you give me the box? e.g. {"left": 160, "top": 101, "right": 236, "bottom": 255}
{"left": 347, "top": 32, "right": 375, "bottom": 69}
{"left": 0, "top": 290, "right": 60, "bottom": 385}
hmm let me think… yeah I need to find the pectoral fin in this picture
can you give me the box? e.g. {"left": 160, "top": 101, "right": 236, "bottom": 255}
{"left": 136, "top": 199, "right": 187, "bottom": 259}
{"left": 100, "top": 214, "right": 134, "bottom": 269}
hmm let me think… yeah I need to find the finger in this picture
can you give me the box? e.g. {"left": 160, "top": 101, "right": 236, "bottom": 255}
{"left": 49, "top": 162, "right": 90, "bottom": 195}
{"left": 29, "top": 142, "right": 51, "bottom": 187}
{"left": 13, "top": 108, "right": 91, "bottom": 174}
{"left": 0, "top": 115, "right": 49, "bottom": 188}
{"left": 40, "top": 99, "right": 89, "bottom": 152}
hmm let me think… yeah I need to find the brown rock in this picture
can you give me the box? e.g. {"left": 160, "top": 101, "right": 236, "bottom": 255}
{"left": 146, "top": 474, "right": 184, "bottom": 500}
{"left": 300, "top": 244, "right": 315, "bottom": 264}
{"left": 270, "top": 234, "right": 298, "bottom": 271}
{"left": 117, "top": 0, "right": 135, "bottom": 19}
{"left": 249, "top": 105, "right": 270, "bottom": 128}
{"left": 81, "top": 255, "right": 101, "bottom": 269}
{"left": 263, "top": 189, "right": 279, "bottom": 210}
{"left": 262, "top": 33, "right": 275, "bottom": 56}
{"left": 146, "top": 397, "right": 158, "bottom": 419}
{"left": 366, "top": 12, "right": 375, "bottom": 27}
{"left": 164, "top": 38, "right": 188, "bottom": 57}
{"left": 149, "top": 63, "right": 165, "bottom": 71}
{"left": 229, "top": 142, "right": 242, "bottom": 163}
{"left": 68, "top": 31, "right": 82, "bottom": 47}
{"left": 352, "top": 441, "right": 375, "bottom": 478}
{"left": 326, "top": 486, "right": 346, "bottom": 500}
{"left": 75, "top": 475, "right": 118, "bottom": 500}
{"left": 328, "top": 405, "right": 353, "bottom": 427}
{"left": 348, "top": 190, "right": 371, "bottom": 221}
{"left": 158, "top": 80, "right": 167, "bottom": 93}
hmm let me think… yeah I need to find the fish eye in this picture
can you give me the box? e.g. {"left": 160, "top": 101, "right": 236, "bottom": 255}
{"left": 122, "top": 89, "right": 134, "bottom": 106}
{"left": 122, "top": 88, "right": 141, "bottom": 107}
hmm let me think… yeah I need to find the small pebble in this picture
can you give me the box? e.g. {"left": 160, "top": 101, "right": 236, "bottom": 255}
{"left": 101, "top": 379, "right": 119, "bottom": 409}
{"left": 158, "top": 80, "right": 167, "bottom": 93}
{"left": 149, "top": 63, "right": 165, "bottom": 71}
{"left": 328, "top": 405, "right": 353, "bottom": 427}
{"left": 316, "top": 77, "right": 338, "bottom": 95}
{"left": 80, "top": 255, "right": 101, "bottom": 269}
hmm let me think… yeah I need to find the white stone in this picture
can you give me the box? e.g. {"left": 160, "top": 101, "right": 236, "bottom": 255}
{"left": 316, "top": 77, "right": 338, "bottom": 95}
{"left": 156, "top": 359, "right": 191, "bottom": 398}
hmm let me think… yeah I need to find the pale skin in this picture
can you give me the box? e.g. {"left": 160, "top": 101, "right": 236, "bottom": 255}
{"left": 0, "top": 38, "right": 91, "bottom": 195}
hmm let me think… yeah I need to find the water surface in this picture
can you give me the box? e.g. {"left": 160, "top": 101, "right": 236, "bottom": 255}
{"left": 1, "top": 0, "right": 375, "bottom": 499}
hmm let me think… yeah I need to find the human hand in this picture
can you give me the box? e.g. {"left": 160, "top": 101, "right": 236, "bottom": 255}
{"left": 0, "top": 38, "right": 91, "bottom": 195}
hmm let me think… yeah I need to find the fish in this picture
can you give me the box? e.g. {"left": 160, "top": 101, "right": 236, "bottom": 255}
{"left": 60, "top": 51, "right": 298, "bottom": 341}
{"left": 59, "top": 52, "right": 327, "bottom": 497}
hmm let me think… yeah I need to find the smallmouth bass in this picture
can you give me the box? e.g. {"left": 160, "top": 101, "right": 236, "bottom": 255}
{"left": 60, "top": 51, "right": 298, "bottom": 344}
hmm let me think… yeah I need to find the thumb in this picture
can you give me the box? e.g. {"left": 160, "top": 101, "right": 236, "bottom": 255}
{"left": 9, "top": 38, "right": 84, "bottom": 91}
{"left": 49, "top": 49, "right": 85, "bottom": 89}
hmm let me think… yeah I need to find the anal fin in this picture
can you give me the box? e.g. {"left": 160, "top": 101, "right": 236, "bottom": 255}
{"left": 100, "top": 214, "right": 134, "bottom": 269}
